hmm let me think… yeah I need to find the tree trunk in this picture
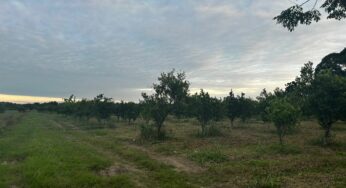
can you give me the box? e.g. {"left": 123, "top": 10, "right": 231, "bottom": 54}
{"left": 324, "top": 125, "right": 331, "bottom": 145}
{"left": 157, "top": 124, "right": 162, "bottom": 140}
{"left": 279, "top": 134, "right": 283, "bottom": 145}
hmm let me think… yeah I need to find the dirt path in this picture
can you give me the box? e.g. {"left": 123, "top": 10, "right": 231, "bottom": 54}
{"left": 126, "top": 144, "right": 205, "bottom": 173}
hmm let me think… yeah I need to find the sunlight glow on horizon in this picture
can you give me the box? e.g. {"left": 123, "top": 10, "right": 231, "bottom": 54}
{"left": 0, "top": 93, "right": 63, "bottom": 104}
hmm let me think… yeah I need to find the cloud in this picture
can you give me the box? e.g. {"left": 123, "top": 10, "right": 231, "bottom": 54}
{"left": 0, "top": 0, "right": 345, "bottom": 102}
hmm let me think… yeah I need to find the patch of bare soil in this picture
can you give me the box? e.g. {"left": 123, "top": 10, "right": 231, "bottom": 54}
{"left": 99, "top": 163, "right": 139, "bottom": 176}
{"left": 127, "top": 144, "right": 205, "bottom": 173}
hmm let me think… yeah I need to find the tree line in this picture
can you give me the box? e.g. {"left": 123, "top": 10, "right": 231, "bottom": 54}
{"left": 1, "top": 48, "right": 345, "bottom": 145}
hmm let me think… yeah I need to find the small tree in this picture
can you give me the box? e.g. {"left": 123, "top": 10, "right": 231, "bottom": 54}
{"left": 268, "top": 99, "right": 299, "bottom": 145}
{"left": 124, "top": 102, "right": 140, "bottom": 124}
{"left": 141, "top": 92, "right": 170, "bottom": 139}
{"left": 225, "top": 90, "right": 241, "bottom": 127}
{"left": 153, "top": 69, "right": 190, "bottom": 117}
{"left": 256, "top": 88, "right": 274, "bottom": 124}
{"left": 193, "top": 90, "right": 222, "bottom": 136}
{"left": 310, "top": 70, "right": 346, "bottom": 144}
{"left": 237, "top": 93, "right": 255, "bottom": 123}
{"left": 92, "top": 94, "right": 113, "bottom": 123}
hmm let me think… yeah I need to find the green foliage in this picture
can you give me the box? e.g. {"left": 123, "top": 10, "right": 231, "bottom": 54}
{"left": 274, "top": 0, "right": 346, "bottom": 31}
{"left": 153, "top": 69, "right": 190, "bottom": 117}
{"left": 285, "top": 62, "right": 315, "bottom": 117}
{"left": 237, "top": 93, "right": 257, "bottom": 123}
{"left": 92, "top": 94, "right": 114, "bottom": 122}
{"left": 274, "top": 5, "right": 321, "bottom": 31}
{"left": 188, "top": 148, "right": 228, "bottom": 165}
{"left": 256, "top": 89, "right": 275, "bottom": 123}
{"left": 268, "top": 99, "right": 299, "bottom": 145}
{"left": 310, "top": 70, "right": 346, "bottom": 144}
{"left": 225, "top": 90, "right": 241, "bottom": 126}
{"left": 315, "top": 48, "right": 346, "bottom": 77}
{"left": 141, "top": 92, "right": 170, "bottom": 140}
{"left": 0, "top": 104, "right": 5, "bottom": 114}
{"left": 192, "top": 89, "right": 223, "bottom": 136}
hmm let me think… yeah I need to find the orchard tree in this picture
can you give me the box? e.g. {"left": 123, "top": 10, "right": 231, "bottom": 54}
{"left": 274, "top": 0, "right": 346, "bottom": 31}
{"left": 256, "top": 89, "right": 275, "bottom": 123}
{"left": 153, "top": 69, "right": 190, "bottom": 117}
{"left": 141, "top": 92, "right": 170, "bottom": 140}
{"left": 237, "top": 93, "right": 256, "bottom": 123}
{"left": 268, "top": 99, "right": 299, "bottom": 145}
{"left": 285, "top": 62, "right": 315, "bottom": 116}
{"left": 60, "top": 94, "right": 76, "bottom": 115}
{"left": 92, "top": 94, "right": 113, "bottom": 123}
{"left": 310, "top": 70, "right": 346, "bottom": 144}
{"left": 193, "top": 90, "right": 223, "bottom": 136}
{"left": 225, "top": 90, "right": 241, "bottom": 127}
{"left": 75, "top": 99, "right": 93, "bottom": 120}
{"left": 124, "top": 102, "right": 140, "bottom": 124}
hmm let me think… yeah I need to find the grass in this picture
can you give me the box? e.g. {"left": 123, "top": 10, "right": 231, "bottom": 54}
{"left": 0, "top": 111, "right": 345, "bottom": 187}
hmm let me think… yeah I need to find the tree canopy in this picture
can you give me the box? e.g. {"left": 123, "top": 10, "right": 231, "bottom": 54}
{"left": 274, "top": 0, "right": 346, "bottom": 31}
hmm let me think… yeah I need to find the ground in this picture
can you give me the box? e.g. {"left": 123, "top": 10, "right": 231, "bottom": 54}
{"left": 0, "top": 111, "right": 345, "bottom": 188}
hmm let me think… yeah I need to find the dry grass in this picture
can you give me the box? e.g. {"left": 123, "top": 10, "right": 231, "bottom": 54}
{"left": 1, "top": 112, "right": 345, "bottom": 187}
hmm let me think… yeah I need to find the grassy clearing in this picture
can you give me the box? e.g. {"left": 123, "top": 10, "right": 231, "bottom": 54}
{"left": 0, "top": 112, "right": 346, "bottom": 187}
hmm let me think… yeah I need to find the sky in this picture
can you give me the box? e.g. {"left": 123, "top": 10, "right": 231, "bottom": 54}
{"left": 0, "top": 0, "right": 345, "bottom": 103}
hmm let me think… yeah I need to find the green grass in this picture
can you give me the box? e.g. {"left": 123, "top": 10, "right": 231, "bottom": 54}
{"left": 188, "top": 147, "right": 228, "bottom": 165}
{"left": 0, "top": 111, "right": 346, "bottom": 187}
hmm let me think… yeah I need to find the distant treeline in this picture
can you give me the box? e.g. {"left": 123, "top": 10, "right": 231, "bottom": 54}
{"left": 1, "top": 49, "right": 345, "bottom": 144}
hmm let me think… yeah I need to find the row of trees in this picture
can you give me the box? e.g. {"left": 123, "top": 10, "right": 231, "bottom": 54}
{"left": 2, "top": 49, "right": 345, "bottom": 144}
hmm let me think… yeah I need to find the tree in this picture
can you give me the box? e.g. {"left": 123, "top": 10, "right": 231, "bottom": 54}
{"left": 256, "top": 88, "right": 275, "bottom": 123}
{"left": 225, "top": 90, "right": 241, "bottom": 127}
{"left": 92, "top": 94, "right": 113, "bottom": 123}
{"left": 274, "top": 0, "right": 346, "bottom": 31}
{"left": 268, "top": 99, "right": 299, "bottom": 145}
{"left": 153, "top": 69, "right": 190, "bottom": 117}
{"left": 285, "top": 62, "right": 315, "bottom": 116}
{"left": 193, "top": 90, "right": 222, "bottom": 135}
{"left": 310, "top": 70, "right": 346, "bottom": 144}
{"left": 237, "top": 93, "right": 256, "bottom": 123}
{"left": 124, "top": 102, "right": 140, "bottom": 124}
{"left": 315, "top": 48, "right": 346, "bottom": 77}
{"left": 0, "top": 104, "right": 5, "bottom": 114}
{"left": 141, "top": 92, "right": 170, "bottom": 140}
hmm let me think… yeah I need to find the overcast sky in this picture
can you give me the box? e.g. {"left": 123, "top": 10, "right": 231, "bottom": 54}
{"left": 0, "top": 0, "right": 345, "bottom": 102}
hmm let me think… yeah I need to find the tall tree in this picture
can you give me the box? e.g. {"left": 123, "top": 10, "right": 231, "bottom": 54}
{"left": 285, "top": 62, "right": 315, "bottom": 116}
{"left": 315, "top": 48, "right": 346, "bottom": 77}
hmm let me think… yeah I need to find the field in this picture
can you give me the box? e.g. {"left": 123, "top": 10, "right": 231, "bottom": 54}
{"left": 0, "top": 111, "right": 345, "bottom": 188}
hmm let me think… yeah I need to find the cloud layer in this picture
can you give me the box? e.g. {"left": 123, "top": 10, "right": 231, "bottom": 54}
{"left": 0, "top": 0, "right": 345, "bottom": 102}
